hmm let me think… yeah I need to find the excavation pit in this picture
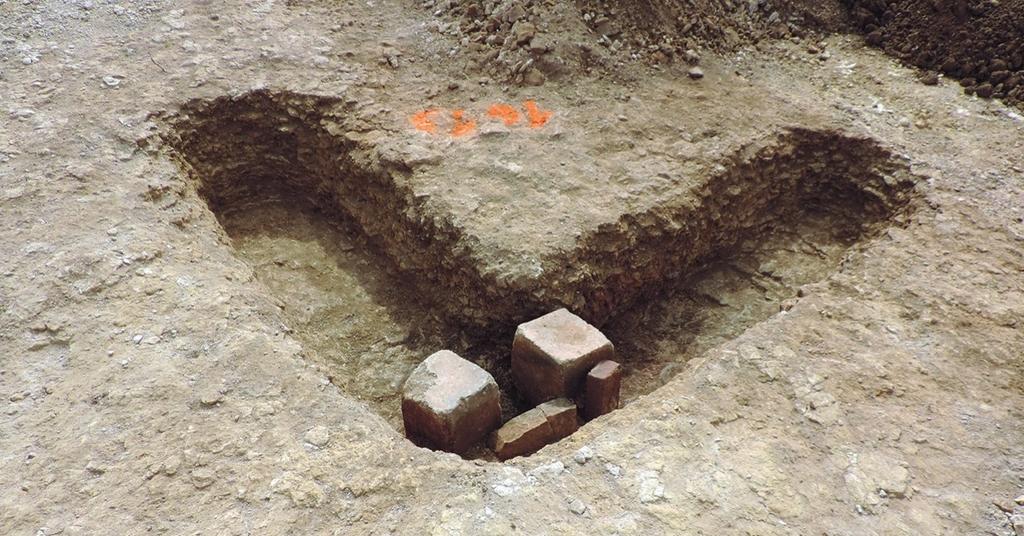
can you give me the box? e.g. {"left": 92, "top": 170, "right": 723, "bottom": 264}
{"left": 156, "top": 89, "right": 919, "bottom": 460}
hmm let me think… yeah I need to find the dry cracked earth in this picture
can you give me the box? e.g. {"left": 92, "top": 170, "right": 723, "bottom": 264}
{"left": 1, "top": 0, "right": 1023, "bottom": 535}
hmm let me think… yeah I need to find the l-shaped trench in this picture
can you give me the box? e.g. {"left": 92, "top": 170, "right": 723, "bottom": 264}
{"left": 153, "top": 89, "right": 919, "bottom": 460}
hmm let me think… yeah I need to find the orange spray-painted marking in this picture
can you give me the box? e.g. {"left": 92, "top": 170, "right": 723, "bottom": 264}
{"left": 487, "top": 103, "right": 521, "bottom": 126}
{"left": 410, "top": 109, "right": 440, "bottom": 134}
{"left": 450, "top": 109, "right": 476, "bottom": 137}
{"left": 523, "top": 100, "right": 553, "bottom": 128}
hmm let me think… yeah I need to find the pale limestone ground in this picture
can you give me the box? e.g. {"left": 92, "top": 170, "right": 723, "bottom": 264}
{"left": 1, "top": 2, "right": 1023, "bottom": 535}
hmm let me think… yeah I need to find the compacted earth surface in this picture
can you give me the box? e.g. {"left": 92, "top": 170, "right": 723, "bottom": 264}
{"left": 2, "top": 1, "right": 1023, "bottom": 534}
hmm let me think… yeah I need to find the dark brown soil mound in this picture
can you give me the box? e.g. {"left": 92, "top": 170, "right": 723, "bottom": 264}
{"left": 429, "top": 0, "right": 846, "bottom": 84}
{"left": 844, "top": 0, "right": 1024, "bottom": 107}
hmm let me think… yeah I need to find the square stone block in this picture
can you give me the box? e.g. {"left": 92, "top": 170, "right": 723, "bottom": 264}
{"left": 512, "top": 308, "right": 615, "bottom": 404}
{"left": 402, "top": 350, "right": 501, "bottom": 454}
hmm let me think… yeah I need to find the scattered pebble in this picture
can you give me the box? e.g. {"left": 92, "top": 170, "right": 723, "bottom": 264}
{"left": 687, "top": 67, "right": 704, "bottom": 80}
{"left": 304, "top": 425, "right": 331, "bottom": 448}
{"left": 190, "top": 467, "right": 215, "bottom": 489}
{"left": 573, "top": 446, "right": 594, "bottom": 465}
{"left": 920, "top": 72, "right": 939, "bottom": 86}
{"left": 199, "top": 390, "right": 223, "bottom": 407}
{"left": 568, "top": 498, "right": 587, "bottom": 515}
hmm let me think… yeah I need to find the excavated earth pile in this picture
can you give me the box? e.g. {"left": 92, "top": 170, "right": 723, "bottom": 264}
{"left": 1, "top": 0, "right": 1023, "bottom": 534}
{"left": 845, "top": 0, "right": 1024, "bottom": 107}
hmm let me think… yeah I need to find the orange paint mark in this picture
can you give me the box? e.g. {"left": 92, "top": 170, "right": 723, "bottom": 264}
{"left": 523, "top": 100, "right": 553, "bottom": 128}
{"left": 450, "top": 109, "right": 476, "bottom": 137}
{"left": 487, "top": 103, "right": 521, "bottom": 126}
{"left": 411, "top": 109, "right": 440, "bottom": 134}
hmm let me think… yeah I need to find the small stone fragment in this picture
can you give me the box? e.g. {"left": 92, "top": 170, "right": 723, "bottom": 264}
{"left": 191, "top": 467, "right": 215, "bottom": 489}
{"left": 512, "top": 308, "right": 615, "bottom": 404}
{"left": 199, "top": 389, "right": 223, "bottom": 407}
{"left": 573, "top": 446, "right": 594, "bottom": 465}
{"left": 161, "top": 455, "right": 182, "bottom": 476}
{"left": 513, "top": 21, "right": 537, "bottom": 46}
{"left": 523, "top": 68, "right": 545, "bottom": 87}
{"left": 583, "top": 360, "right": 622, "bottom": 420}
{"left": 687, "top": 67, "right": 704, "bottom": 80}
{"left": 303, "top": 425, "right": 330, "bottom": 448}
{"left": 684, "top": 49, "right": 700, "bottom": 65}
{"left": 569, "top": 498, "right": 587, "bottom": 515}
{"left": 402, "top": 350, "right": 501, "bottom": 454}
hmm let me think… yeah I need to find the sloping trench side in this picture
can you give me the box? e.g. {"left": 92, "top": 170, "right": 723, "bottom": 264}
{"left": 153, "top": 89, "right": 919, "bottom": 332}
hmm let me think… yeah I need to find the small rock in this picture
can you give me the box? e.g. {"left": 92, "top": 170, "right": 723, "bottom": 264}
{"left": 919, "top": 72, "right": 939, "bottom": 86}
{"left": 191, "top": 467, "right": 215, "bottom": 489}
{"left": 523, "top": 68, "right": 545, "bottom": 87}
{"left": 638, "top": 471, "right": 666, "bottom": 503}
{"left": 687, "top": 67, "right": 704, "bottom": 80}
{"left": 161, "top": 455, "right": 182, "bottom": 476}
{"left": 85, "top": 460, "right": 106, "bottom": 474}
{"left": 528, "top": 460, "right": 565, "bottom": 479}
{"left": 503, "top": 4, "right": 526, "bottom": 23}
{"left": 1013, "top": 514, "right": 1024, "bottom": 536}
{"left": 684, "top": 49, "right": 700, "bottom": 65}
{"left": 573, "top": 446, "right": 594, "bottom": 465}
{"left": 605, "top": 463, "right": 621, "bottom": 477}
{"left": 513, "top": 22, "right": 537, "bottom": 46}
{"left": 199, "top": 390, "right": 223, "bottom": 407}
{"left": 1016, "top": 495, "right": 1024, "bottom": 505}
{"left": 102, "top": 75, "right": 122, "bottom": 88}
{"left": 569, "top": 499, "right": 587, "bottom": 515}
{"left": 304, "top": 425, "right": 330, "bottom": 448}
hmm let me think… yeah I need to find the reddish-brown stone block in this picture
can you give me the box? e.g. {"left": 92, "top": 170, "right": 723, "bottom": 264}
{"left": 583, "top": 360, "right": 621, "bottom": 420}
{"left": 512, "top": 308, "right": 615, "bottom": 405}
{"left": 490, "top": 398, "right": 579, "bottom": 460}
{"left": 402, "top": 350, "right": 501, "bottom": 454}
{"left": 538, "top": 398, "right": 578, "bottom": 439}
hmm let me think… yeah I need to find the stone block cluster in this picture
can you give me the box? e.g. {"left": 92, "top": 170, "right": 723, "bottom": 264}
{"left": 401, "top": 309, "right": 622, "bottom": 459}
